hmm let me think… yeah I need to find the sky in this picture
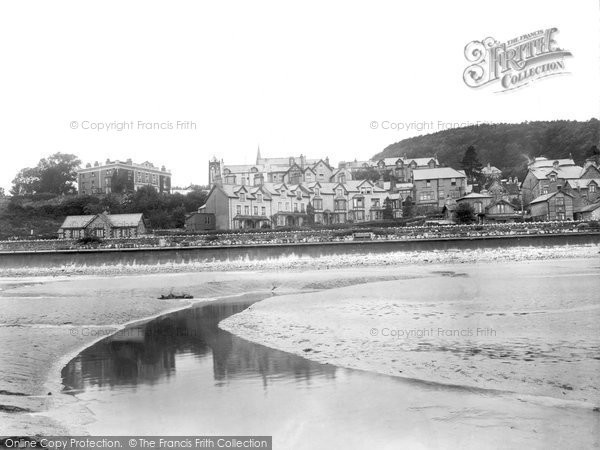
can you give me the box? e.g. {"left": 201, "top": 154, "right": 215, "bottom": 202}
{"left": 0, "top": 0, "right": 599, "bottom": 191}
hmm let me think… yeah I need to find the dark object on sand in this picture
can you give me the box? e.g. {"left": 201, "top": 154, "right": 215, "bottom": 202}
{"left": 158, "top": 293, "right": 194, "bottom": 300}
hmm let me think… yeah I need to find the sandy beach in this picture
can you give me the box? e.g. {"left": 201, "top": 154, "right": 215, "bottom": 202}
{"left": 1, "top": 243, "right": 599, "bottom": 448}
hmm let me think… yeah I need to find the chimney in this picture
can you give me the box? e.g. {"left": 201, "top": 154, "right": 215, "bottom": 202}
{"left": 553, "top": 160, "right": 560, "bottom": 170}
{"left": 161, "top": 165, "right": 166, "bottom": 172}
{"left": 94, "top": 161, "right": 99, "bottom": 167}
{"left": 105, "top": 158, "right": 111, "bottom": 165}
{"left": 126, "top": 158, "right": 132, "bottom": 164}
{"left": 325, "top": 156, "right": 330, "bottom": 166}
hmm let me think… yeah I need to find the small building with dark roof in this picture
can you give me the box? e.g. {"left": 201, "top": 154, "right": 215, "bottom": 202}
{"left": 58, "top": 213, "right": 147, "bottom": 239}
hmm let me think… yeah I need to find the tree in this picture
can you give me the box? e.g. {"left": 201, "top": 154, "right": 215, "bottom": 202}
{"left": 383, "top": 197, "right": 394, "bottom": 220}
{"left": 111, "top": 169, "right": 134, "bottom": 194}
{"left": 11, "top": 167, "right": 41, "bottom": 195}
{"left": 306, "top": 201, "right": 315, "bottom": 225}
{"left": 37, "top": 153, "right": 81, "bottom": 194}
{"left": 461, "top": 145, "right": 483, "bottom": 182}
{"left": 586, "top": 144, "right": 600, "bottom": 158}
{"left": 11, "top": 153, "right": 80, "bottom": 196}
{"left": 455, "top": 202, "right": 476, "bottom": 224}
{"left": 171, "top": 205, "right": 187, "bottom": 228}
{"left": 402, "top": 198, "right": 414, "bottom": 218}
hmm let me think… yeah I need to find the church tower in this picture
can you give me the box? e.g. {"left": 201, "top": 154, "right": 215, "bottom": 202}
{"left": 256, "top": 145, "right": 262, "bottom": 165}
{"left": 208, "top": 157, "right": 222, "bottom": 185}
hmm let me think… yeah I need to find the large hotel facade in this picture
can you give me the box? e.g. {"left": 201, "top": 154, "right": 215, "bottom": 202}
{"left": 77, "top": 159, "right": 171, "bottom": 195}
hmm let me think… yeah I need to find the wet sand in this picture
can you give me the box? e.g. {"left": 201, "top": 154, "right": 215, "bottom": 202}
{"left": 0, "top": 244, "right": 599, "bottom": 448}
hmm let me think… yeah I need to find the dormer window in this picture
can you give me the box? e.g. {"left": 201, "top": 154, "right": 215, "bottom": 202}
{"left": 257, "top": 194, "right": 263, "bottom": 203}
{"left": 590, "top": 184, "right": 596, "bottom": 193}
{"left": 239, "top": 193, "right": 246, "bottom": 202}
{"left": 314, "top": 188, "right": 320, "bottom": 196}
{"left": 296, "top": 191, "right": 302, "bottom": 200}
{"left": 336, "top": 188, "right": 343, "bottom": 197}
{"left": 549, "top": 174, "right": 557, "bottom": 182}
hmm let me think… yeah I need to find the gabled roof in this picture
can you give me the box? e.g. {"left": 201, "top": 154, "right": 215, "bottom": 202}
{"left": 458, "top": 192, "right": 493, "bottom": 200}
{"left": 59, "top": 215, "right": 96, "bottom": 229}
{"left": 565, "top": 178, "right": 600, "bottom": 189}
{"left": 535, "top": 166, "right": 584, "bottom": 180}
{"left": 58, "top": 213, "right": 144, "bottom": 230}
{"left": 107, "top": 213, "right": 144, "bottom": 227}
{"left": 528, "top": 157, "right": 576, "bottom": 169}
{"left": 530, "top": 190, "right": 574, "bottom": 204}
{"left": 574, "top": 202, "right": 600, "bottom": 213}
{"left": 485, "top": 199, "right": 516, "bottom": 210}
{"left": 412, "top": 167, "right": 466, "bottom": 181}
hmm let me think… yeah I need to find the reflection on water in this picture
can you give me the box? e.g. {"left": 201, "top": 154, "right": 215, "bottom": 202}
{"left": 59, "top": 287, "right": 599, "bottom": 448}
{"left": 62, "top": 295, "right": 337, "bottom": 395}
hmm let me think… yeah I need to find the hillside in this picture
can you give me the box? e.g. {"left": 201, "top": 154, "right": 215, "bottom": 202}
{"left": 372, "top": 119, "right": 600, "bottom": 179}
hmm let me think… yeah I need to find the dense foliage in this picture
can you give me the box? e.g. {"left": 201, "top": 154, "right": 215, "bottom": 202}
{"left": 10, "top": 153, "right": 81, "bottom": 195}
{"left": 372, "top": 119, "right": 600, "bottom": 179}
{"left": 0, "top": 186, "right": 209, "bottom": 239}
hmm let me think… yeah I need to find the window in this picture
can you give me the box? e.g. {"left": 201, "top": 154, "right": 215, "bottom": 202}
{"left": 204, "top": 216, "right": 211, "bottom": 224}
{"left": 294, "top": 203, "right": 298, "bottom": 212}
{"left": 497, "top": 203, "right": 506, "bottom": 213}
{"left": 354, "top": 210, "right": 365, "bottom": 221}
{"left": 314, "top": 188, "right": 320, "bottom": 196}
{"left": 313, "top": 199, "right": 323, "bottom": 210}
{"left": 253, "top": 206, "right": 258, "bottom": 215}
{"left": 336, "top": 188, "right": 343, "bottom": 197}
{"left": 261, "top": 206, "right": 266, "bottom": 215}
{"left": 419, "top": 192, "right": 433, "bottom": 201}
{"left": 371, "top": 198, "right": 380, "bottom": 208}
{"left": 590, "top": 184, "right": 596, "bottom": 193}
{"left": 278, "top": 202, "right": 282, "bottom": 210}
{"left": 451, "top": 178, "right": 456, "bottom": 186}
{"left": 318, "top": 173, "right": 325, "bottom": 179}
{"left": 301, "top": 203, "right": 305, "bottom": 213}
{"left": 296, "top": 191, "right": 302, "bottom": 200}
{"left": 335, "top": 199, "right": 347, "bottom": 210}
{"left": 244, "top": 205, "right": 250, "bottom": 215}
{"left": 286, "top": 202, "right": 290, "bottom": 211}
{"left": 451, "top": 190, "right": 460, "bottom": 199}
{"left": 257, "top": 194, "right": 263, "bottom": 202}
{"left": 239, "top": 193, "right": 246, "bottom": 202}
{"left": 426, "top": 180, "right": 431, "bottom": 188}
{"left": 474, "top": 201, "right": 483, "bottom": 213}
{"left": 236, "top": 205, "right": 241, "bottom": 215}
{"left": 353, "top": 198, "right": 364, "bottom": 209}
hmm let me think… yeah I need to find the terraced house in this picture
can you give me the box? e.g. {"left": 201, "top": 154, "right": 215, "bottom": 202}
{"left": 203, "top": 180, "right": 398, "bottom": 230}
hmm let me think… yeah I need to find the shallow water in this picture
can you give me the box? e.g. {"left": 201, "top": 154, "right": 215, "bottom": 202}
{"left": 62, "top": 284, "right": 599, "bottom": 449}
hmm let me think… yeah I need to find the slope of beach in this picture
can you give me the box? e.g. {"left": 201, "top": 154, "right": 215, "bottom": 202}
{"left": 221, "top": 257, "right": 600, "bottom": 406}
{"left": 0, "top": 243, "right": 598, "bottom": 443}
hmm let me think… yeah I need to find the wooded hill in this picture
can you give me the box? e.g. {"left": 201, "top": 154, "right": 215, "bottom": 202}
{"left": 372, "top": 119, "right": 600, "bottom": 179}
